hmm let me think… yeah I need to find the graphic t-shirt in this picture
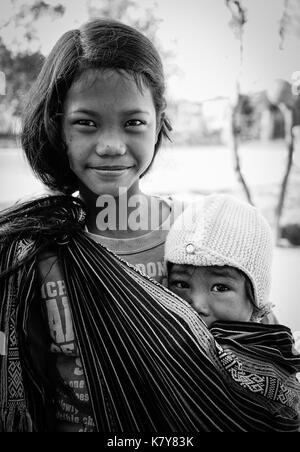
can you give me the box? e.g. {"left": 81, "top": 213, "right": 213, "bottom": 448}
{"left": 85, "top": 197, "right": 184, "bottom": 285}
{"left": 38, "top": 253, "right": 96, "bottom": 432}
{"left": 37, "top": 197, "right": 184, "bottom": 432}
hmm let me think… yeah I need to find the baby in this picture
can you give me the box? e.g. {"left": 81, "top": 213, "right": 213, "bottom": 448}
{"left": 165, "top": 194, "right": 274, "bottom": 326}
{"left": 164, "top": 194, "right": 300, "bottom": 426}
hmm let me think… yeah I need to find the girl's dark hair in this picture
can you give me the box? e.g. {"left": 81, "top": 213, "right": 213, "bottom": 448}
{"left": 21, "top": 18, "right": 171, "bottom": 194}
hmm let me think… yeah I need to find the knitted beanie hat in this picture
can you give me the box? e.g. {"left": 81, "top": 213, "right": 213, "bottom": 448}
{"left": 164, "top": 194, "right": 274, "bottom": 310}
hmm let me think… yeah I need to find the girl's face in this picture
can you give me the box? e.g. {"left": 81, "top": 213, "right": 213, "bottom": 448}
{"left": 168, "top": 265, "right": 253, "bottom": 328}
{"left": 62, "top": 69, "right": 158, "bottom": 198}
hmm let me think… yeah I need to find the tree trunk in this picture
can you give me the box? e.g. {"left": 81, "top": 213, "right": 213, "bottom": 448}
{"left": 275, "top": 106, "right": 295, "bottom": 242}
{"left": 231, "top": 108, "right": 254, "bottom": 205}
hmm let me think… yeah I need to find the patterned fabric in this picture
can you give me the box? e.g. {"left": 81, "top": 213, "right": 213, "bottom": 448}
{"left": 0, "top": 195, "right": 300, "bottom": 432}
{"left": 0, "top": 239, "right": 33, "bottom": 431}
{"left": 211, "top": 322, "right": 300, "bottom": 413}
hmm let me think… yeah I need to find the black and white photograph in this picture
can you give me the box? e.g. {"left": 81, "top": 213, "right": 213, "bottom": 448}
{"left": 0, "top": 0, "right": 300, "bottom": 434}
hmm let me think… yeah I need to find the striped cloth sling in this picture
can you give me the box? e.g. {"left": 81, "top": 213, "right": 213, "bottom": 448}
{"left": 0, "top": 195, "right": 300, "bottom": 431}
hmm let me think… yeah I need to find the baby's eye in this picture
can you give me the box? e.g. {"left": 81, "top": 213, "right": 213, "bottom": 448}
{"left": 125, "top": 119, "right": 145, "bottom": 128}
{"left": 170, "top": 281, "right": 190, "bottom": 290}
{"left": 211, "top": 284, "right": 230, "bottom": 292}
{"left": 75, "top": 119, "right": 96, "bottom": 128}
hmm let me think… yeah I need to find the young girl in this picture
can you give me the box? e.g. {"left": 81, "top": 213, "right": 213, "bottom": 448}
{"left": 22, "top": 18, "right": 179, "bottom": 285}
{"left": 0, "top": 19, "right": 299, "bottom": 432}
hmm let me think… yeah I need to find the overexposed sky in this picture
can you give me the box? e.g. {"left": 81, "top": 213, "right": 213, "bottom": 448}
{"left": 156, "top": 0, "right": 300, "bottom": 100}
{"left": 1, "top": 0, "right": 300, "bottom": 101}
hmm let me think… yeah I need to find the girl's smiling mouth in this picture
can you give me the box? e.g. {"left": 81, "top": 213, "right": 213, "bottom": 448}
{"left": 90, "top": 165, "right": 134, "bottom": 176}
{"left": 92, "top": 165, "right": 133, "bottom": 170}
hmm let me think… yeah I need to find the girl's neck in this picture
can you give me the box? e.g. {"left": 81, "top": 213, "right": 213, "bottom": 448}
{"left": 79, "top": 187, "right": 170, "bottom": 239}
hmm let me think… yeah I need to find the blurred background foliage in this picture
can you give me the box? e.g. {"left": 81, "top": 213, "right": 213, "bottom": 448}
{"left": 0, "top": 0, "right": 174, "bottom": 135}
{"left": 0, "top": 0, "right": 300, "bottom": 143}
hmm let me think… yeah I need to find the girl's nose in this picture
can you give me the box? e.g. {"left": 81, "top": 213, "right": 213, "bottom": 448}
{"left": 95, "top": 136, "right": 126, "bottom": 157}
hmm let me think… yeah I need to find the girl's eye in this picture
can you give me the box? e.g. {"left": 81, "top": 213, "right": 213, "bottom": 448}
{"left": 125, "top": 119, "right": 145, "bottom": 128}
{"left": 212, "top": 284, "right": 230, "bottom": 293}
{"left": 75, "top": 119, "right": 96, "bottom": 128}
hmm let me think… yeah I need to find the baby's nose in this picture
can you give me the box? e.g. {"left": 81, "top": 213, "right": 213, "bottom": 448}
{"left": 191, "top": 293, "right": 210, "bottom": 316}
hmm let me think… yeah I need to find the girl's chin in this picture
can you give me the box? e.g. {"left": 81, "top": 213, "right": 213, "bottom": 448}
{"left": 81, "top": 186, "right": 130, "bottom": 199}
{"left": 78, "top": 179, "right": 141, "bottom": 199}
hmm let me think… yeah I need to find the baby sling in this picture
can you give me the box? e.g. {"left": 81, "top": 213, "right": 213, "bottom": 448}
{"left": 0, "top": 195, "right": 300, "bottom": 431}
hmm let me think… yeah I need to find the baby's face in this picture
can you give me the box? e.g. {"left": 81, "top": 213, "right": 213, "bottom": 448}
{"left": 168, "top": 265, "right": 253, "bottom": 328}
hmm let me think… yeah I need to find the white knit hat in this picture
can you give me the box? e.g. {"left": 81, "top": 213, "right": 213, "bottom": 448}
{"left": 164, "top": 194, "right": 274, "bottom": 309}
